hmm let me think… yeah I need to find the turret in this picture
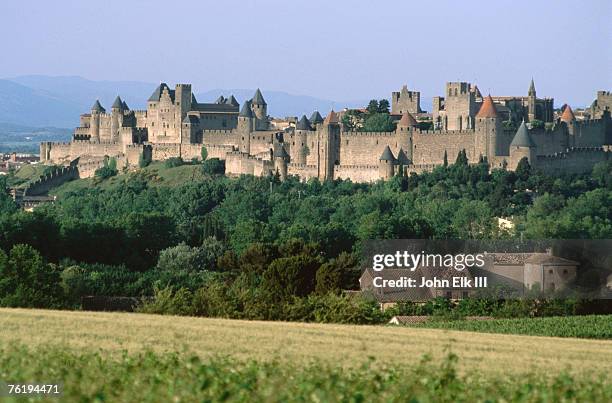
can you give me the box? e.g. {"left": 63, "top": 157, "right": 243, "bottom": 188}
{"left": 395, "top": 112, "right": 417, "bottom": 162}
{"left": 274, "top": 145, "right": 289, "bottom": 181}
{"left": 560, "top": 104, "right": 577, "bottom": 143}
{"left": 111, "top": 96, "right": 123, "bottom": 142}
{"left": 293, "top": 115, "right": 312, "bottom": 164}
{"left": 379, "top": 146, "right": 396, "bottom": 180}
{"left": 238, "top": 101, "right": 254, "bottom": 153}
{"left": 90, "top": 100, "right": 104, "bottom": 142}
{"left": 251, "top": 88, "right": 268, "bottom": 129}
{"left": 509, "top": 120, "right": 537, "bottom": 169}
{"left": 310, "top": 110, "right": 324, "bottom": 130}
{"left": 475, "top": 95, "right": 501, "bottom": 158}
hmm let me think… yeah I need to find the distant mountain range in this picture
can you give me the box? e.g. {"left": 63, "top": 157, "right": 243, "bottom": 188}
{"left": 0, "top": 75, "right": 368, "bottom": 129}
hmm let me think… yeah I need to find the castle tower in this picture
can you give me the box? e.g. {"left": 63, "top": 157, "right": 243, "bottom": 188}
{"left": 182, "top": 115, "right": 200, "bottom": 144}
{"left": 319, "top": 110, "right": 339, "bottom": 181}
{"left": 509, "top": 120, "right": 537, "bottom": 170}
{"left": 443, "top": 82, "right": 477, "bottom": 130}
{"left": 379, "top": 146, "right": 396, "bottom": 180}
{"left": 274, "top": 145, "right": 289, "bottom": 181}
{"left": 395, "top": 112, "right": 417, "bottom": 162}
{"left": 251, "top": 89, "right": 268, "bottom": 130}
{"left": 90, "top": 100, "right": 105, "bottom": 142}
{"left": 391, "top": 85, "right": 422, "bottom": 115}
{"left": 111, "top": 96, "right": 124, "bottom": 143}
{"left": 475, "top": 95, "right": 501, "bottom": 159}
{"left": 175, "top": 84, "right": 193, "bottom": 140}
{"left": 238, "top": 101, "right": 254, "bottom": 153}
{"left": 293, "top": 115, "right": 312, "bottom": 165}
{"left": 527, "top": 78, "right": 537, "bottom": 121}
{"left": 560, "top": 104, "right": 577, "bottom": 147}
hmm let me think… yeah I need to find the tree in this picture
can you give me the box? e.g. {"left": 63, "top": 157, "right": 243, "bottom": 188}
{"left": 366, "top": 99, "right": 379, "bottom": 115}
{"left": 363, "top": 113, "right": 396, "bottom": 132}
{"left": 0, "top": 244, "right": 62, "bottom": 308}
{"left": 515, "top": 157, "right": 531, "bottom": 181}
{"left": 262, "top": 255, "right": 320, "bottom": 301}
{"left": 138, "top": 151, "right": 151, "bottom": 168}
{"left": 202, "top": 158, "right": 225, "bottom": 175}
{"left": 454, "top": 149, "right": 468, "bottom": 166}
{"left": 201, "top": 146, "right": 208, "bottom": 162}
{"left": 378, "top": 99, "right": 390, "bottom": 113}
{"left": 443, "top": 150, "right": 448, "bottom": 167}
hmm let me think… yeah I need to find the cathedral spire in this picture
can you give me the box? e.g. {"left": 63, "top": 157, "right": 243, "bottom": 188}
{"left": 528, "top": 78, "right": 536, "bottom": 97}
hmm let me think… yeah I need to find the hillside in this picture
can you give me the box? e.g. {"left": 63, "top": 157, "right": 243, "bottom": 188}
{"left": 1, "top": 308, "right": 611, "bottom": 375}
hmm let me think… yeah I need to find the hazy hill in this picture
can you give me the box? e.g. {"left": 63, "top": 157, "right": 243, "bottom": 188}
{"left": 0, "top": 76, "right": 367, "bottom": 128}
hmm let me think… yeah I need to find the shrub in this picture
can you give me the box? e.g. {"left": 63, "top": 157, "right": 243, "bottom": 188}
{"left": 202, "top": 158, "right": 225, "bottom": 175}
{"left": 136, "top": 286, "right": 194, "bottom": 316}
{"left": 164, "top": 157, "right": 184, "bottom": 168}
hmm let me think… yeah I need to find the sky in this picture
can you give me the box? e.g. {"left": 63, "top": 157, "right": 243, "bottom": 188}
{"left": 0, "top": 0, "right": 610, "bottom": 107}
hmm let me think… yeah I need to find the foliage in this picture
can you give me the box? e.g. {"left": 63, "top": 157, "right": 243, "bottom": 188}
{"left": 164, "top": 156, "right": 184, "bottom": 168}
{"left": 2, "top": 345, "right": 610, "bottom": 402}
{"left": 94, "top": 157, "right": 118, "bottom": 180}
{"left": 201, "top": 145, "right": 208, "bottom": 161}
{"left": 414, "top": 315, "right": 612, "bottom": 339}
{"left": 530, "top": 119, "right": 545, "bottom": 129}
{"left": 138, "top": 151, "right": 151, "bottom": 168}
{"left": 202, "top": 158, "right": 225, "bottom": 175}
{"left": 363, "top": 113, "right": 396, "bottom": 132}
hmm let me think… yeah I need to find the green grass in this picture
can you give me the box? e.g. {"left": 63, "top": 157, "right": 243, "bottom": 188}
{"left": 50, "top": 161, "right": 206, "bottom": 197}
{"left": 1, "top": 344, "right": 610, "bottom": 403}
{"left": 413, "top": 315, "right": 612, "bottom": 339}
{"left": 8, "top": 164, "right": 47, "bottom": 188}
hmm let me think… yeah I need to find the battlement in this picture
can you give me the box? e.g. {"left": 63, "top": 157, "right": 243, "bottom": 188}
{"left": 335, "top": 164, "right": 378, "bottom": 169}
{"left": 414, "top": 128, "right": 475, "bottom": 135}
{"left": 538, "top": 146, "right": 611, "bottom": 160}
{"left": 287, "top": 163, "right": 317, "bottom": 169}
{"left": 597, "top": 91, "right": 611, "bottom": 97}
{"left": 342, "top": 131, "right": 395, "bottom": 137}
{"left": 203, "top": 129, "right": 235, "bottom": 136}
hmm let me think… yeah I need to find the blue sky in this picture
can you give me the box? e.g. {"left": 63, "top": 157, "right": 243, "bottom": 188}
{"left": 0, "top": 0, "right": 610, "bottom": 107}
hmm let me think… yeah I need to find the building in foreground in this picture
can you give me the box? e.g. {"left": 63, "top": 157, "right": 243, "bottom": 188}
{"left": 41, "top": 81, "right": 612, "bottom": 182}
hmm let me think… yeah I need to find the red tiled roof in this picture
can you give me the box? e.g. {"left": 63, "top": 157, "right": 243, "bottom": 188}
{"left": 476, "top": 95, "right": 498, "bottom": 118}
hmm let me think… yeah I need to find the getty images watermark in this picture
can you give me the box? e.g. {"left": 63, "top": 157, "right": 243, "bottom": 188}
{"left": 360, "top": 240, "right": 612, "bottom": 301}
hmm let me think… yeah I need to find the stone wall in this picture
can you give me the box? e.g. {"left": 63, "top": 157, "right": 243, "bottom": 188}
{"left": 412, "top": 130, "right": 477, "bottom": 165}
{"left": 535, "top": 146, "right": 611, "bottom": 174}
{"left": 23, "top": 164, "right": 78, "bottom": 196}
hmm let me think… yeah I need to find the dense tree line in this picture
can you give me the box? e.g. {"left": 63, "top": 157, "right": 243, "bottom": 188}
{"left": 0, "top": 158, "right": 610, "bottom": 320}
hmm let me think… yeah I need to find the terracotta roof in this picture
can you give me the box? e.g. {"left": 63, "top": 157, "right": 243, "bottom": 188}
{"left": 323, "top": 110, "right": 339, "bottom": 125}
{"left": 560, "top": 105, "right": 575, "bottom": 122}
{"left": 476, "top": 95, "right": 498, "bottom": 118}
{"left": 525, "top": 253, "right": 579, "bottom": 265}
{"left": 397, "top": 112, "right": 418, "bottom": 127}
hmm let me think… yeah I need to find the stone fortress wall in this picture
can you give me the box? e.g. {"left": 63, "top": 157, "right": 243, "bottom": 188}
{"left": 40, "top": 80, "right": 611, "bottom": 183}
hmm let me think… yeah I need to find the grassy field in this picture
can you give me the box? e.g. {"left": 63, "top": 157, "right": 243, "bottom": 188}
{"left": 1, "top": 309, "right": 611, "bottom": 402}
{"left": 49, "top": 161, "right": 205, "bottom": 197}
{"left": 1, "top": 308, "right": 611, "bottom": 375}
{"left": 414, "top": 315, "right": 612, "bottom": 339}
{"left": 8, "top": 164, "right": 47, "bottom": 188}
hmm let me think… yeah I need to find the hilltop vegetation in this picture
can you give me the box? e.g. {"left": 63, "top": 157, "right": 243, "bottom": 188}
{"left": 0, "top": 158, "right": 611, "bottom": 321}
